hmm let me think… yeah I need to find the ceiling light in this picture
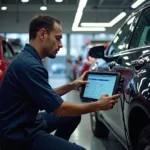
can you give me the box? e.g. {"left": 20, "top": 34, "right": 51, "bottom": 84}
{"left": 55, "top": 0, "right": 63, "bottom": 2}
{"left": 72, "top": 23, "right": 78, "bottom": 29}
{"left": 1, "top": 6, "right": 7, "bottom": 10}
{"left": 72, "top": 0, "right": 88, "bottom": 32}
{"left": 81, "top": 23, "right": 111, "bottom": 27}
{"left": 40, "top": 6, "right": 47, "bottom": 11}
{"left": 78, "top": 0, "right": 88, "bottom": 9}
{"left": 131, "top": 0, "right": 145, "bottom": 9}
{"left": 21, "top": 0, "right": 29, "bottom": 2}
{"left": 72, "top": 27, "right": 106, "bottom": 32}
{"left": 110, "top": 12, "right": 126, "bottom": 26}
{"left": 74, "top": 11, "right": 83, "bottom": 24}
{"left": 81, "top": 12, "right": 126, "bottom": 27}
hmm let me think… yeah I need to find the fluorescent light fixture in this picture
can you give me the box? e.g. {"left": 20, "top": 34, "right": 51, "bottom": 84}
{"left": 131, "top": 0, "right": 145, "bottom": 9}
{"left": 72, "top": 0, "right": 88, "bottom": 32}
{"left": 55, "top": 0, "right": 63, "bottom": 2}
{"left": 78, "top": 0, "right": 88, "bottom": 9}
{"left": 74, "top": 11, "right": 83, "bottom": 24}
{"left": 72, "top": 27, "right": 106, "bottom": 32}
{"left": 40, "top": 6, "right": 47, "bottom": 11}
{"left": 21, "top": 0, "right": 29, "bottom": 2}
{"left": 72, "top": 23, "right": 78, "bottom": 29}
{"left": 110, "top": 12, "right": 126, "bottom": 26}
{"left": 1, "top": 6, "right": 7, "bottom": 10}
{"left": 81, "top": 12, "right": 127, "bottom": 27}
{"left": 81, "top": 23, "right": 111, "bottom": 27}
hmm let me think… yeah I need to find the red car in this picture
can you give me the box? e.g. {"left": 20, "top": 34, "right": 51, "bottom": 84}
{"left": 0, "top": 36, "right": 16, "bottom": 83}
{"left": 79, "top": 52, "right": 96, "bottom": 76}
{"left": 76, "top": 44, "right": 108, "bottom": 79}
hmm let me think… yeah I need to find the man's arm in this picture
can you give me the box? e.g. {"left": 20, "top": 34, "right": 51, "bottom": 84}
{"left": 54, "top": 71, "right": 89, "bottom": 96}
{"left": 54, "top": 82, "right": 77, "bottom": 96}
{"left": 54, "top": 94, "right": 120, "bottom": 116}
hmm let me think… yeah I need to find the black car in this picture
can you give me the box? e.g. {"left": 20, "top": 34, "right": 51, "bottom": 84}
{"left": 88, "top": 2, "right": 150, "bottom": 150}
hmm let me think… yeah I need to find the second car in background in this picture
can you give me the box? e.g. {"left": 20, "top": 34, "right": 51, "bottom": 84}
{"left": 0, "top": 36, "right": 17, "bottom": 84}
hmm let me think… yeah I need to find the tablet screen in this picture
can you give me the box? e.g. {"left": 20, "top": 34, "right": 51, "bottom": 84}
{"left": 83, "top": 73, "right": 117, "bottom": 99}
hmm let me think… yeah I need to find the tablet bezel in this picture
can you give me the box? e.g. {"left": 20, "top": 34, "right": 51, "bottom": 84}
{"left": 80, "top": 71, "right": 121, "bottom": 101}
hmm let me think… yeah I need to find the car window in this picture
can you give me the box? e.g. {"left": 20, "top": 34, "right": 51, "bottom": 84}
{"left": 130, "top": 7, "right": 150, "bottom": 48}
{"left": 2, "top": 41, "right": 14, "bottom": 59}
{"left": 106, "top": 16, "right": 136, "bottom": 56}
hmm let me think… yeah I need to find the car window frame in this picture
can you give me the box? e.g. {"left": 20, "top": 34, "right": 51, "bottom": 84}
{"left": 105, "top": 11, "right": 142, "bottom": 58}
{"left": 129, "top": 6, "right": 150, "bottom": 49}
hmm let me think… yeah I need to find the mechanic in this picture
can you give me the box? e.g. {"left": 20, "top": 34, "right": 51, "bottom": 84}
{"left": 0, "top": 14, "right": 120, "bottom": 150}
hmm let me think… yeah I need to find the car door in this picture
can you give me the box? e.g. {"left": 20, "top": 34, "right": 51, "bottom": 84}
{"left": 97, "top": 13, "right": 141, "bottom": 138}
{"left": 114, "top": 6, "right": 150, "bottom": 141}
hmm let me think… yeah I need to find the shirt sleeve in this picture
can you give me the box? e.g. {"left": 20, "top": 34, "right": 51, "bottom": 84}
{"left": 19, "top": 64, "right": 63, "bottom": 113}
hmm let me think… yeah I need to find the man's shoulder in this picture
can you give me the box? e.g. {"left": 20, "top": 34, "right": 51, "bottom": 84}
{"left": 12, "top": 50, "right": 41, "bottom": 69}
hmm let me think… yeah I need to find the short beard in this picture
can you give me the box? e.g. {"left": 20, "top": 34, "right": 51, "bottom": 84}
{"left": 48, "top": 55, "right": 56, "bottom": 59}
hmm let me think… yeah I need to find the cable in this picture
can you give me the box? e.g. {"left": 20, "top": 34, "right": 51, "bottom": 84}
{"left": 119, "top": 78, "right": 130, "bottom": 104}
{"left": 119, "top": 95, "right": 132, "bottom": 150}
{"left": 118, "top": 78, "right": 132, "bottom": 150}
{"left": 122, "top": 87, "right": 130, "bottom": 104}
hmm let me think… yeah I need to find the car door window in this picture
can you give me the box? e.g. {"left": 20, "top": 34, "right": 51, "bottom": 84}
{"left": 106, "top": 16, "right": 137, "bottom": 56}
{"left": 2, "top": 41, "right": 14, "bottom": 59}
{"left": 130, "top": 7, "right": 150, "bottom": 48}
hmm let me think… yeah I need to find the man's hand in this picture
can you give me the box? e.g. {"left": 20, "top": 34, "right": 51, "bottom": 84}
{"left": 54, "top": 93, "right": 120, "bottom": 116}
{"left": 70, "top": 71, "right": 89, "bottom": 90}
{"left": 96, "top": 94, "right": 120, "bottom": 110}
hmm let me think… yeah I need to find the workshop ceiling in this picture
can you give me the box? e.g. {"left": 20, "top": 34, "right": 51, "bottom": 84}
{"left": 0, "top": 0, "right": 148, "bottom": 33}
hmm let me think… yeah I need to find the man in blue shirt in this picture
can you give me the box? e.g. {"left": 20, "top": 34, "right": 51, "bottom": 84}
{"left": 0, "top": 15, "right": 119, "bottom": 150}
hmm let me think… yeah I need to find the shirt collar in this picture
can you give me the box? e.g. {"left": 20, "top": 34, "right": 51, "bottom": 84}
{"left": 24, "top": 43, "right": 43, "bottom": 64}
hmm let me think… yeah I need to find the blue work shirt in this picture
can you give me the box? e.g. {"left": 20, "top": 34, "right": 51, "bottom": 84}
{"left": 0, "top": 44, "right": 63, "bottom": 148}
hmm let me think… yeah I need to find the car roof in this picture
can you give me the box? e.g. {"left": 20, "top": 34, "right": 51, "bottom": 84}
{"left": 142, "top": 1, "right": 150, "bottom": 9}
{"left": 125, "top": 1, "right": 150, "bottom": 23}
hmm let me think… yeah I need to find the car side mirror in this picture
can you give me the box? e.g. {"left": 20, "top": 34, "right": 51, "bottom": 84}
{"left": 89, "top": 45, "right": 105, "bottom": 59}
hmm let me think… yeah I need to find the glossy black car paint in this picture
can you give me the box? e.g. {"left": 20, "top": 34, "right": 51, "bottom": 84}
{"left": 89, "top": 2, "right": 150, "bottom": 150}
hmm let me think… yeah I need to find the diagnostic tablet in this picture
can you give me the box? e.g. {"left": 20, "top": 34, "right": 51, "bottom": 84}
{"left": 80, "top": 71, "right": 121, "bottom": 101}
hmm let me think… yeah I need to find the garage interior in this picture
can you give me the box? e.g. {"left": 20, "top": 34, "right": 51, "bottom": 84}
{"left": 0, "top": 0, "right": 149, "bottom": 150}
